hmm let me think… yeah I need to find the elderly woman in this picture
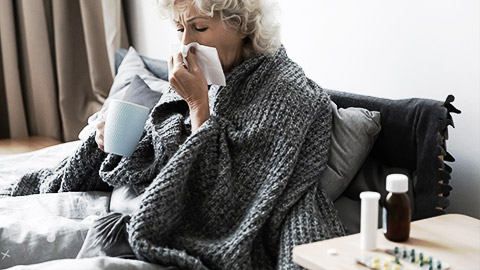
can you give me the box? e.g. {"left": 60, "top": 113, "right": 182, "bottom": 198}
{"left": 3, "top": 0, "right": 345, "bottom": 269}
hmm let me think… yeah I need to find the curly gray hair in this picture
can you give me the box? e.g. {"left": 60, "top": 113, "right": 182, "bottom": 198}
{"left": 154, "top": 0, "right": 281, "bottom": 58}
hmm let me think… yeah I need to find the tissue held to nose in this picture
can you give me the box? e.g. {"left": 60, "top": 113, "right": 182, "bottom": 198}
{"left": 175, "top": 42, "right": 226, "bottom": 86}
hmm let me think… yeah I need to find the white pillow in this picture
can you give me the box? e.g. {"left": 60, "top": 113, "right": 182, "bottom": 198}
{"left": 78, "top": 47, "right": 169, "bottom": 140}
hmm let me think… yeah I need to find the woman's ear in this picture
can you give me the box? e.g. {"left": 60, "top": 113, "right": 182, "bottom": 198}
{"left": 238, "top": 31, "right": 248, "bottom": 40}
{"left": 238, "top": 28, "right": 248, "bottom": 39}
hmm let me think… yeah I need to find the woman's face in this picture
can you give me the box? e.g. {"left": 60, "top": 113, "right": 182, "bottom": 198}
{"left": 174, "top": 2, "right": 246, "bottom": 73}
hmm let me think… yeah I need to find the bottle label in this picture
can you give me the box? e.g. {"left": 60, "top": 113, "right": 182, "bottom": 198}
{"left": 382, "top": 207, "right": 387, "bottom": 233}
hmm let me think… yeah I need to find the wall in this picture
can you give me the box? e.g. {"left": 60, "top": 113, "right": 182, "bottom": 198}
{"left": 124, "top": 0, "right": 177, "bottom": 61}
{"left": 124, "top": 0, "right": 480, "bottom": 219}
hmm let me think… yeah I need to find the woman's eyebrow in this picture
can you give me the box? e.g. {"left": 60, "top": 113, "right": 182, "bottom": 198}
{"left": 186, "top": 16, "right": 210, "bottom": 23}
{"left": 173, "top": 16, "right": 209, "bottom": 24}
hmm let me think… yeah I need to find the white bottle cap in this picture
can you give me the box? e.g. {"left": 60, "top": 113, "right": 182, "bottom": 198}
{"left": 386, "top": 174, "right": 409, "bottom": 193}
{"left": 360, "top": 191, "right": 381, "bottom": 201}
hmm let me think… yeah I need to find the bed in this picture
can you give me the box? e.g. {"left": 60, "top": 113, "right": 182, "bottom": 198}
{"left": 0, "top": 48, "right": 460, "bottom": 269}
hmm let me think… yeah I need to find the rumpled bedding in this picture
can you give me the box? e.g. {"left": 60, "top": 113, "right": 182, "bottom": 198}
{"left": 6, "top": 256, "right": 174, "bottom": 270}
{"left": 0, "top": 192, "right": 108, "bottom": 268}
{"left": 0, "top": 144, "right": 162, "bottom": 269}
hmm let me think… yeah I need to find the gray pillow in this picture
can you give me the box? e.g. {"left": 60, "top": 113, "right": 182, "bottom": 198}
{"left": 105, "top": 75, "right": 162, "bottom": 111}
{"left": 320, "top": 101, "right": 381, "bottom": 201}
{"left": 109, "top": 46, "right": 170, "bottom": 97}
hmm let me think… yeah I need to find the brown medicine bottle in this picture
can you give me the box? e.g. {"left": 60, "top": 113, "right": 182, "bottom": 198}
{"left": 383, "top": 174, "right": 411, "bottom": 242}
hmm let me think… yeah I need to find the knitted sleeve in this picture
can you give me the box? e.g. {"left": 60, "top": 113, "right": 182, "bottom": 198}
{"left": 5, "top": 134, "right": 108, "bottom": 196}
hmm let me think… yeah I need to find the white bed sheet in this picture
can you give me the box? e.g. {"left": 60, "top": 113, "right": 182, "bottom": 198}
{"left": 0, "top": 140, "right": 82, "bottom": 189}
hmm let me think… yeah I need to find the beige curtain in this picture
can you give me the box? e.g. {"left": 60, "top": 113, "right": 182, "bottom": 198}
{"left": 0, "top": 0, "right": 129, "bottom": 141}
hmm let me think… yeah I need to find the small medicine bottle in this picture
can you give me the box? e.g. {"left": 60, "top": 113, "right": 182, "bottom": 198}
{"left": 383, "top": 174, "right": 411, "bottom": 242}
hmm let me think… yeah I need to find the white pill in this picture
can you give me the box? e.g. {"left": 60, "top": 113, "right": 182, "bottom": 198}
{"left": 327, "top": 248, "right": 338, "bottom": 256}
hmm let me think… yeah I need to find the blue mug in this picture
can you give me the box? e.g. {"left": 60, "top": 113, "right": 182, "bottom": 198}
{"left": 104, "top": 99, "right": 150, "bottom": 157}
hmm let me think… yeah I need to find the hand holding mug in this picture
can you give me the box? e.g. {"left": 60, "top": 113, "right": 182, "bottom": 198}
{"left": 95, "top": 108, "right": 108, "bottom": 152}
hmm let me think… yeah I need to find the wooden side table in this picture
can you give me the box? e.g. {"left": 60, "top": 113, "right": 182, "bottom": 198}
{"left": 293, "top": 214, "right": 480, "bottom": 270}
{"left": 0, "top": 136, "right": 62, "bottom": 155}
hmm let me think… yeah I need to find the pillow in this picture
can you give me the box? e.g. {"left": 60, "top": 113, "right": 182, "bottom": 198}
{"left": 78, "top": 47, "right": 169, "bottom": 140}
{"left": 0, "top": 192, "right": 110, "bottom": 268}
{"left": 320, "top": 101, "right": 381, "bottom": 201}
{"left": 109, "top": 47, "right": 169, "bottom": 97}
{"left": 106, "top": 75, "right": 162, "bottom": 111}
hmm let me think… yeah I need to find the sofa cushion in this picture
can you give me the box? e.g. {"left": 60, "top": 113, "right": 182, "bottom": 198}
{"left": 321, "top": 101, "right": 381, "bottom": 201}
{"left": 106, "top": 75, "right": 162, "bottom": 111}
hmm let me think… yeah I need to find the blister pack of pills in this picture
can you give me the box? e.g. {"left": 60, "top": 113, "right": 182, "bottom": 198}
{"left": 356, "top": 256, "right": 404, "bottom": 270}
{"left": 385, "top": 246, "right": 450, "bottom": 270}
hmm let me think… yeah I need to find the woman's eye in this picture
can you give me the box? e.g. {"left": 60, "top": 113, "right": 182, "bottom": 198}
{"left": 177, "top": 28, "right": 185, "bottom": 33}
{"left": 195, "top": 27, "right": 208, "bottom": 32}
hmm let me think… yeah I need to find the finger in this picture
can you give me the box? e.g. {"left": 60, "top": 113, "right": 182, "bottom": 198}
{"left": 97, "top": 138, "right": 104, "bottom": 148}
{"left": 96, "top": 120, "right": 105, "bottom": 131}
{"left": 95, "top": 132, "right": 103, "bottom": 149}
{"left": 95, "top": 126, "right": 103, "bottom": 138}
{"left": 98, "top": 139, "right": 104, "bottom": 151}
{"left": 173, "top": 52, "right": 183, "bottom": 67}
{"left": 186, "top": 47, "right": 199, "bottom": 72}
{"left": 100, "top": 107, "right": 108, "bottom": 121}
{"left": 168, "top": 55, "right": 174, "bottom": 73}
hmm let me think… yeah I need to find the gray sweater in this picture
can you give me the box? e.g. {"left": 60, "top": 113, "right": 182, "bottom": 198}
{"left": 3, "top": 46, "right": 345, "bottom": 269}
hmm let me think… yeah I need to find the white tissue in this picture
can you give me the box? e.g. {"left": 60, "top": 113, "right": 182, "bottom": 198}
{"left": 171, "top": 42, "right": 226, "bottom": 86}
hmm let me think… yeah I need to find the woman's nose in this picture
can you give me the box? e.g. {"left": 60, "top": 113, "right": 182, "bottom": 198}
{"left": 182, "top": 29, "right": 194, "bottom": 45}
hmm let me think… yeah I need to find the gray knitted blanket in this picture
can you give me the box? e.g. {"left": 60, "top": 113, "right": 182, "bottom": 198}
{"left": 3, "top": 46, "right": 345, "bottom": 269}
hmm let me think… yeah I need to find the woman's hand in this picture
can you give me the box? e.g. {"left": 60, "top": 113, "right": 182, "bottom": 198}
{"left": 95, "top": 108, "right": 107, "bottom": 151}
{"left": 168, "top": 47, "right": 210, "bottom": 133}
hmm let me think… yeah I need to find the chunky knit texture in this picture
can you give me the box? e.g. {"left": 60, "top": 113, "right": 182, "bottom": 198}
{"left": 4, "top": 46, "right": 345, "bottom": 269}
